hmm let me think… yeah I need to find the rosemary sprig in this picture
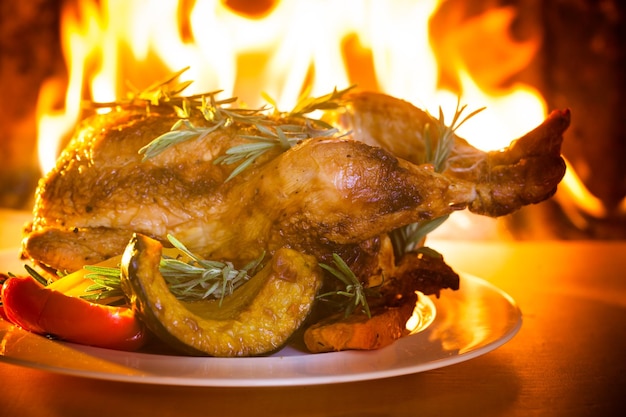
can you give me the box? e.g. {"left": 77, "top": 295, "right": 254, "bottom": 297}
{"left": 214, "top": 120, "right": 342, "bottom": 181}
{"left": 80, "top": 235, "right": 264, "bottom": 305}
{"left": 317, "top": 253, "right": 373, "bottom": 318}
{"left": 390, "top": 214, "right": 450, "bottom": 258}
{"left": 138, "top": 118, "right": 226, "bottom": 160}
{"left": 214, "top": 126, "right": 294, "bottom": 181}
{"left": 288, "top": 85, "right": 355, "bottom": 116}
{"left": 137, "top": 90, "right": 271, "bottom": 161}
{"left": 86, "top": 67, "right": 354, "bottom": 179}
{"left": 390, "top": 99, "right": 485, "bottom": 257}
{"left": 82, "top": 265, "right": 126, "bottom": 301}
{"left": 131, "top": 66, "right": 195, "bottom": 106}
{"left": 159, "top": 235, "right": 264, "bottom": 304}
{"left": 85, "top": 66, "right": 197, "bottom": 110}
{"left": 423, "top": 98, "right": 486, "bottom": 173}
{"left": 23, "top": 264, "right": 51, "bottom": 286}
{"left": 212, "top": 86, "right": 354, "bottom": 181}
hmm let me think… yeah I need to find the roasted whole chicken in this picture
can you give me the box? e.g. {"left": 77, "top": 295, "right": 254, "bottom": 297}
{"left": 23, "top": 91, "right": 569, "bottom": 273}
{"left": 20, "top": 87, "right": 569, "bottom": 353}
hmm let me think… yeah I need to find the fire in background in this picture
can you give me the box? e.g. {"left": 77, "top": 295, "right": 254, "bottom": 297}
{"left": 0, "top": 0, "right": 624, "bottom": 239}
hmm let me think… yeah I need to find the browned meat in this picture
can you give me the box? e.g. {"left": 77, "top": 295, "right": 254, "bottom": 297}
{"left": 345, "top": 92, "right": 570, "bottom": 216}
{"left": 23, "top": 117, "right": 474, "bottom": 273}
{"left": 22, "top": 91, "right": 569, "bottom": 278}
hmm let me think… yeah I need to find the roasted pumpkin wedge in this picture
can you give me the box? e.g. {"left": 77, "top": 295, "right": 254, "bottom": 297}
{"left": 120, "top": 233, "right": 323, "bottom": 357}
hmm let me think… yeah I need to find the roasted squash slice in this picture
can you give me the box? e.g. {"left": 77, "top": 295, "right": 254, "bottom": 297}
{"left": 303, "top": 294, "right": 417, "bottom": 353}
{"left": 120, "top": 233, "right": 323, "bottom": 357}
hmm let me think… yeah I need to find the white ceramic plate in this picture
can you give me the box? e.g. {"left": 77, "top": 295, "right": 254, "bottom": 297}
{"left": 0, "top": 249, "right": 521, "bottom": 386}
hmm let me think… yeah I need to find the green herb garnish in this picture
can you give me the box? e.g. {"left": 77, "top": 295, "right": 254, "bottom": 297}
{"left": 85, "top": 66, "right": 198, "bottom": 110}
{"left": 159, "top": 235, "right": 264, "bottom": 305}
{"left": 422, "top": 98, "right": 486, "bottom": 172}
{"left": 120, "top": 68, "right": 354, "bottom": 181}
{"left": 81, "top": 265, "right": 126, "bottom": 302}
{"left": 86, "top": 68, "right": 354, "bottom": 180}
{"left": 23, "top": 264, "right": 50, "bottom": 286}
{"left": 317, "top": 253, "right": 375, "bottom": 318}
{"left": 80, "top": 235, "right": 264, "bottom": 305}
{"left": 390, "top": 99, "right": 485, "bottom": 257}
{"left": 212, "top": 85, "right": 354, "bottom": 181}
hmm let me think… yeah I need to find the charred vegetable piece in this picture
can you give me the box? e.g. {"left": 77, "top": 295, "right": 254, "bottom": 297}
{"left": 0, "top": 275, "right": 147, "bottom": 351}
{"left": 120, "top": 233, "right": 323, "bottom": 357}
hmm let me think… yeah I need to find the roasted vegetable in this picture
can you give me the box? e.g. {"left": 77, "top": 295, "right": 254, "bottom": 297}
{"left": 120, "top": 233, "right": 323, "bottom": 356}
{"left": 0, "top": 275, "right": 147, "bottom": 351}
{"left": 304, "top": 293, "right": 417, "bottom": 353}
{"left": 17, "top": 81, "right": 570, "bottom": 355}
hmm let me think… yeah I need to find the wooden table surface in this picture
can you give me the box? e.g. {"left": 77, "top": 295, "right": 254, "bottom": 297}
{"left": 1, "top": 209, "right": 624, "bottom": 417}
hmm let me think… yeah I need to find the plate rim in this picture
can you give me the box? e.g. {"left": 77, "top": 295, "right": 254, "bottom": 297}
{"left": 1, "top": 249, "right": 522, "bottom": 387}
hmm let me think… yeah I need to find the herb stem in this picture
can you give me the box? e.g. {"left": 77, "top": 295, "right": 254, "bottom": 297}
{"left": 318, "top": 253, "right": 374, "bottom": 318}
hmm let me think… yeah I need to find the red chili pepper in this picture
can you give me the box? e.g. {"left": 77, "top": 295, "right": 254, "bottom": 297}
{"left": 1, "top": 275, "right": 147, "bottom": 351}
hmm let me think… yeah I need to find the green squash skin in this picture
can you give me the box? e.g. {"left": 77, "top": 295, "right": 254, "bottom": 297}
{"left": 120, "top": 233, "right": 323, "bottom": 357}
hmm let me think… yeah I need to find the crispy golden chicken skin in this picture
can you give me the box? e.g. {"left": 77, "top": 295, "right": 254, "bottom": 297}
{"left": 346, "top": 92, "right": 570, "bottom": 216}
{"left": 22, "top": 91, "right": 569, "bottom": 276}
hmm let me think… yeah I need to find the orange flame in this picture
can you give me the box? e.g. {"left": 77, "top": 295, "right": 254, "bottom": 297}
{"left": 37, "top": 0, "right": 554, "bottom": 176}
{"left": 41, "top": 0, "right": 610, "bottom": 230}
